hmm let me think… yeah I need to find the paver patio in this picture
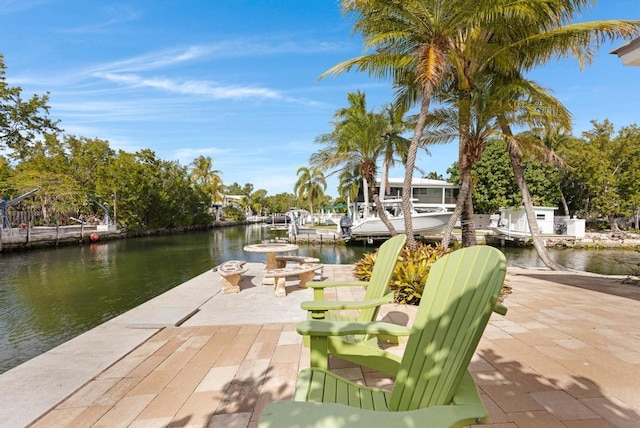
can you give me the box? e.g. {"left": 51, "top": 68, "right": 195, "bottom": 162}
{"left": 27, "top": 265, "right": 640, "bottom": 427}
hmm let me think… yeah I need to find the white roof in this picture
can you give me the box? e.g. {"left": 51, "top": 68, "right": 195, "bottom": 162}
{"left": 380, "top": 177, "right": 457, "bottom": 188}
{"left": 610, "top": 37, "right": 640, "bottom": 66}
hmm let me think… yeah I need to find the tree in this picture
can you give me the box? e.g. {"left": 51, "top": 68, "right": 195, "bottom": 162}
{"left": 312, "top": 91, "right": 397, "bottom": 235}
{"left": 328, "top": 0, "right": 640, "bottom": 255}
{"left": 94, "top": 149, "right": 212, "bottom": 231}
{"left": 562, "top": 120, "right": 640, "bottom": 231}
{"left": 337, "top": 163, "right": 361, "bottom": 203}
{"left": 378, "top": 103, "right": 411, "bottom": 199}
{"left": 294, "top": 166, "right": 326, "bottom": 221}
{"left": 264, "top": 192, "right": 298, "bottom": 214}
{"left": 448, "top": 139, "right": 562, "bottom": 214}
{"left": 189, "top": 155, "right": 223, "bottom": 203}
{"left": 0, "top": 55, "right": 61, "bottom": 158}
{"left": 246, "top": 188, "right": 268, "bottom": 217}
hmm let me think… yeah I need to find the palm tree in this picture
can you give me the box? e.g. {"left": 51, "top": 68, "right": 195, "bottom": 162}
{"left": 294, "top": 166, "right": 327, "bottom": 221}
{"left": 378, "top": 103, "right": 411, "bottom": 200}
{"left": 326, "top": 0, "right": 523, "bottom": 249}
{"left": 312, "top": 91, "right": 397, "bottom": 235}
{"left": 518, "top": 126, "right": 574, "bottom": 217}
{"left": 421, "top": 78, "right": 504, "bottom": 247}
{"left": 492, "top": 77, "right": 573, "bottom": 271}
{"left": 337, "top": 163, "right": 361, "bottom": 204}
{"left": 330, "top": 0, "right": 639, "bottom": 255}
{"left": 189, "top": 155, "right": 223, "bottom": 203}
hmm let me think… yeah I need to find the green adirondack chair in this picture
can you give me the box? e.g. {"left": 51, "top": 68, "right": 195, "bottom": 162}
{"left": 300, "top": 233, "right": 406, "bottom": 348}
{"left": 259, "top": 245, "right": 507, "bottom": 428}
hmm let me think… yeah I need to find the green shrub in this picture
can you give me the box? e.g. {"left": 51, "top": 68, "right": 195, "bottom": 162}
{"left": 354, "top": 242, "right": 452, "bottom": 305}
{"left": 222, "top": 205, "right": 246, "bottom": 221}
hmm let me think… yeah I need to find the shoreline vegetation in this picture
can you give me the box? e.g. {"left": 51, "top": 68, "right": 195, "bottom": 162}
{"left": 4, "top": 219, "right": 640, "bottom": 253}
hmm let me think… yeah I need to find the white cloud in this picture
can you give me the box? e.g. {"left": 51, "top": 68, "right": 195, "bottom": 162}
{"left": 94, "top": 72, "right": 282, "bottom": 100}
{"left": 88, "top": 46, "right": 210, "bottom": 74}
{"left": 172, "top": 147, "right": 232, "bottom": 165}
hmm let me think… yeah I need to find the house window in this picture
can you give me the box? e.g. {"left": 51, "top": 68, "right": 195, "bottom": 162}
{"left": 444, "top": 188, "right": 458, "bottom": 204}
{"left": 412, "top": 188, "right": 443, "bottom": 204}
{"left": 387, "top": 186, "right": 403, "bottom": 198}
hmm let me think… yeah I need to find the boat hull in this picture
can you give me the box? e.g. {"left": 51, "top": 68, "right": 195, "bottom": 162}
{"left": 349, "top": 212, "right": 453, "bottom": 237}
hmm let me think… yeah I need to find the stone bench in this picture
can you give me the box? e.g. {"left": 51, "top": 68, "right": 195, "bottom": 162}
{"left": 214, "top": 260, "right": 248, "bottom": 294}
{"left": 263, "top": 263, "right": 324, "bottom": 297}
{"left": 275, "top": 255, "right": 321, "bottom": 268}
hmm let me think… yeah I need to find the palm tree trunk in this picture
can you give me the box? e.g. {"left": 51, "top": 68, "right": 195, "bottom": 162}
{"left": 403, "top": 93, "right": 431, "bottom": 250}
{"left": 372, "top": 193, "right": 397, "bottom": 236}
{"left": 441, "top": 165, "right": 472, "bottom": 248}
{"left": 380, "top": 159, "right": 389, "bottom": 201}
{"left": 560, "top": 188, "right": 570, "bottom": 217}
{"left": 461, "top": 191, "right": 477, "bottom": 246}
{"left": 362, "top": 177, "right": 370, "bottom": 219}
{"left": 503, "top": 131, "right": 567, "bottom": 271}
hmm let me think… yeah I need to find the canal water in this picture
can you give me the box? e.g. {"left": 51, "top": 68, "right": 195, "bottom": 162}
{"left": 1, "top": 224, "right": 638, "bottom": 374}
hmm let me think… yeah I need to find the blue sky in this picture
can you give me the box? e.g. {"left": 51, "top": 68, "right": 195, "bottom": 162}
{"left": 1, "top": 1, "right": 639, "bottom": 197}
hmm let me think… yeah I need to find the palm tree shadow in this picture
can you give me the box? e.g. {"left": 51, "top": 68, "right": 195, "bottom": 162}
{"left": 514, "top": 271, "right": 640, "bottom": 302}
{"left": 476, "top": 348, "right": 640, "bottom": 425}
{"left": 166, "top": 366, "right": 290, "bottom": 427}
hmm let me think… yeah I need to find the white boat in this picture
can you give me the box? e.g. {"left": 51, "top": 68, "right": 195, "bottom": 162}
{"left": 345, "top": 199, "right": 453, "bottom": 238}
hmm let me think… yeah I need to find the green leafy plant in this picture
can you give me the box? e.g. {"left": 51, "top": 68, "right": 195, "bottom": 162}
{"left": 354, "top": 242, "right": 452, "bottom": 305}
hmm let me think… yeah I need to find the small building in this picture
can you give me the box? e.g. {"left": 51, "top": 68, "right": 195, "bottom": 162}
{"left": 493, "top": 206, "right": 557, "bottom": 236}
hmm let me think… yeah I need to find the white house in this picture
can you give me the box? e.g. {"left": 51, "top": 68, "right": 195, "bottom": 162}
{"left": 373, "top": 177, "right": 458, "bottom": 211}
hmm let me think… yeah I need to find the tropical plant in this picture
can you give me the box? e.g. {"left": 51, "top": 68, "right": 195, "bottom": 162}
{"left": 294, "top": 166, "right": 327, "bottom": 221}
{"left": 336, "top": 163, "right": 361, "bottom": 203}
{"left": 378, "top": 103, "right": 411, "bottom": 199}
{"left": 312, "top": 91, "right": 400, "bottom": 235}
{"left": 189, "top": 155, "right": 223, "bottom": 203}
{"left": 354, "top": 242, "right": 451, "bottom": 304}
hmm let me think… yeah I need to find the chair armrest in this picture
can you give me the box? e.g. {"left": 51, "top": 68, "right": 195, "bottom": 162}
{"left": 307, "top": 280, "right": 370, "bottom": 301}
{"left": 296, "top": 320, "right": 412, "bottom": 338}
{"left": 306, "top": 280, "right": 369, "bottom": 290}
{"left": 301, "top": 294, "right": 394, "bottom": 315}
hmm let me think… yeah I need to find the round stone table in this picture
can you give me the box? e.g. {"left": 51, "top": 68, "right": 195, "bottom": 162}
{"left": 243, "top": 242, "right": 299, "bottom": 285}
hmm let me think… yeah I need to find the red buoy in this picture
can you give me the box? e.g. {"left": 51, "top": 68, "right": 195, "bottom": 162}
{"left": 90, "top": 233, "right": 99, "bottom": 241}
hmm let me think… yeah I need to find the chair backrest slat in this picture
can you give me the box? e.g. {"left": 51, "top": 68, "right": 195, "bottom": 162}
{"left": 358, "top": 234, "right": 406, "bottom": 322}
{"left": 389, "top": 246, "right": 506, "bottom": 411}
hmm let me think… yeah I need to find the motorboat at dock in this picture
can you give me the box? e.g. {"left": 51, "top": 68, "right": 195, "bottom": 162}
{"left": 343, "top": 199, "right": 453, "bottom": 239}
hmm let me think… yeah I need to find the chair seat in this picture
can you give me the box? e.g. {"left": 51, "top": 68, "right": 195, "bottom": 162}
{"left": 294, "top": 367, "right": 392, "bottom": 411}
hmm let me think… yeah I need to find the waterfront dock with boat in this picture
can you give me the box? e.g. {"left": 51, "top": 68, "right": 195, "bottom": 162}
{"left": 1, "top": 261, "right": 639, "bottom": 427}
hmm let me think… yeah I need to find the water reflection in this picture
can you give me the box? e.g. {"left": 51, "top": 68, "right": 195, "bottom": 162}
{"left": 500, "top": 247, "right": 640, "bottom": 275}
